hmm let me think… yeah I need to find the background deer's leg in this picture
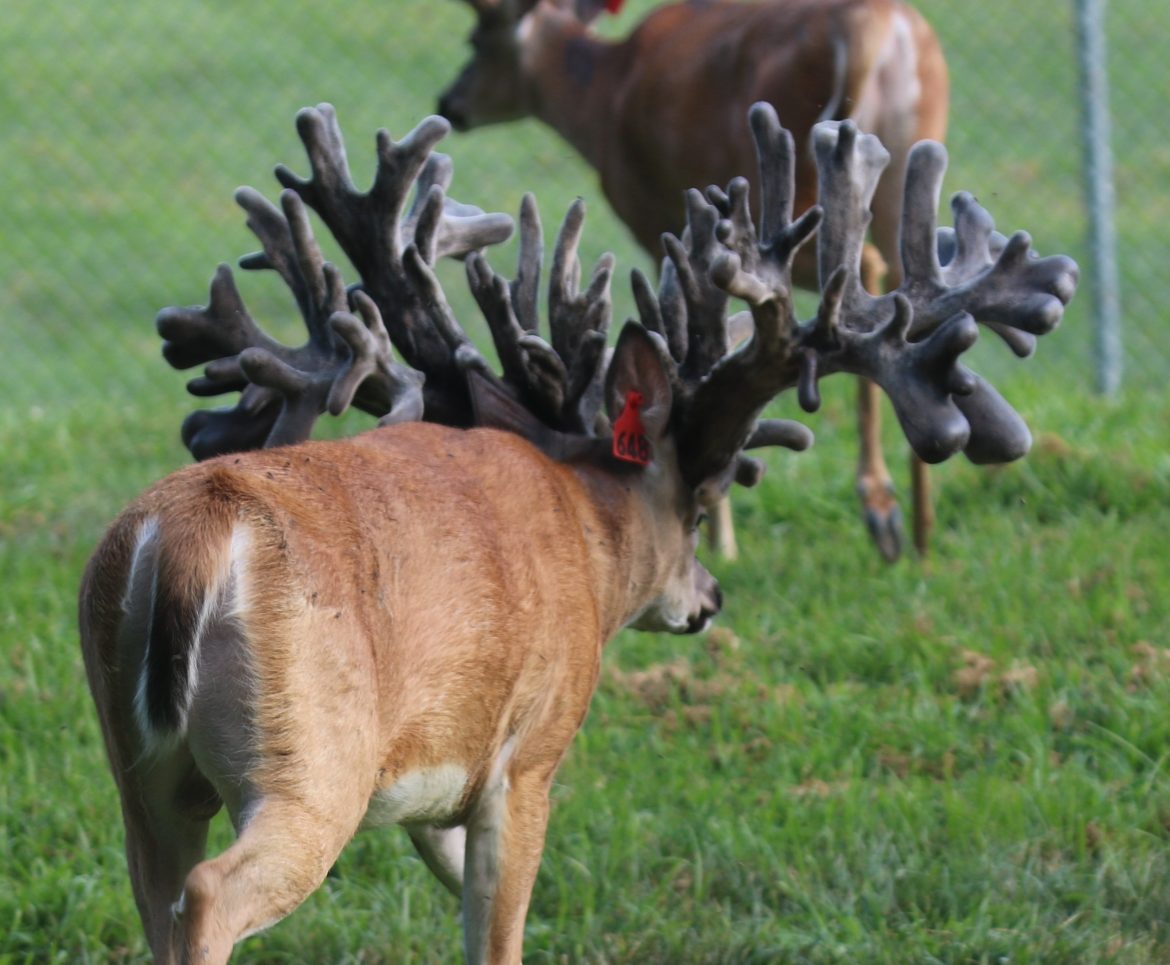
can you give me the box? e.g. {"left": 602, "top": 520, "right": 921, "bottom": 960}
{"left": 462, "top": 767, "right": 551, "bottom": 965}
{"left": 705, "top": 496, "right": 738, "bottom": 561}
{"left": 856, "top": 243, "right": 903, "bottom": 562}
{"left": 856, "top": 376, "right": 902, "bottom": 562}
{"left": 910, "top": 453, "right": 933, "bottom": 557}
{"left": 409, "top": 824, "right": 467, "bottom": 897}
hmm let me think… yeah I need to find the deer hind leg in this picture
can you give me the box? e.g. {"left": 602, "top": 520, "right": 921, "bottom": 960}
{"left": 172, "top": 794, "right": 361, "bottom": 963}
{"left": 90, "top": 619, "right": 218, "bottom": 962}
{"left": 115, "top": 746, "right": 218, "bottom": 964}
{"left": 462, "top": 764, "right": 551, "bottom": 965}
{"left": 172, "top": 673, "right": 373, "bottom": 959}
{"left": 855, "top": 244, "right": 904, "bottom": 562}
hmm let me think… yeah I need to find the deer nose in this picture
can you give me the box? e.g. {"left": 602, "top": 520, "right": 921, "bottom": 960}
{"left": 686, "top": 582, "right": 722, "bottom": 634}
{"left": 437, "top": 96, "right": 467, "bottom": 131}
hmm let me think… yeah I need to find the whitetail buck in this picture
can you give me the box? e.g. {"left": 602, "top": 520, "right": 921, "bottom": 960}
{"left": 437, "top": 0, "right": 950, "bottom": 561}
{"left": 80, "top": 103, "right": 1074, "bottom": 962}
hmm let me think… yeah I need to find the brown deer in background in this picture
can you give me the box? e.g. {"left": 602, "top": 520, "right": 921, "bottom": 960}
{"left": 80, "top": 102, "right": 1074, "bottom": 962}
{"left": 438, "top": 0, "right": 950, "bottom": 561}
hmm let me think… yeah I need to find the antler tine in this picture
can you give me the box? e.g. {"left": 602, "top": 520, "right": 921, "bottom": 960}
{"left": 668, "top": 104, "right": 820, "bottom": 488}
{"left": 811, "top": 119, "right": 891, "bottom": 328}
{"left": 672, "top": 100, "right": 1079, "bottom": 490}
{"left": 466, "top": 196, "right": 613, "bottom": 433}
{"left": 401, "top": 151, "right": 513, "bottom": 263}
{"left": 549, "top": 200, "right": 613, "bottom": 359}
{"left": 239, "top": 188, "right": 346, "bottom": 345}
{"left": 937, "top": 221, "right": 1036, "bottom": 359}
{"left": 275, "top": 104, "right": 441, "bottom": 270}
{"left": 548, "top": 199, "right": 614, "bottom": 430}
{"left": 512, "top": 192, "right": 543, "bottom": 333}
{"left": 709, "top": 103, "right": 822, "bottom": 291}
{"left": 932, "top": 195, "right": 1079, "bottom": 336}
{"left": 630, "top": 266, "right": 668, "bottom": 351}
{"left": 796, "top": 124, "right": 982, "bottom": 462}
{"left": 178, "top": 388, "right": 282, "bottom": 461}
{"left": 159, "top": 242, "right": 425, "bottom": 458}
{"left": 158, "top": 263, "right": 279, "bottom": 377}
{"left": 664, "top": 190, "right": 735, "bottom": 380}
{"left": 157, "top": 184, "right": 368, "bottom": 457}
{"left": 891, "top": 137, "right": 1081, "bottom": 344}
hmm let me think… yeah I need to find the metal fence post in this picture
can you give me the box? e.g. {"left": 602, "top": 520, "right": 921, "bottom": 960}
{"left": 1075, "top": 0, "right": 1122, "bottom": 395}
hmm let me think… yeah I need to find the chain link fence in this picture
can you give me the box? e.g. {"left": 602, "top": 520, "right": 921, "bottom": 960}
{"left": 1, "top": 0, "right": 1162, "bottom": 445}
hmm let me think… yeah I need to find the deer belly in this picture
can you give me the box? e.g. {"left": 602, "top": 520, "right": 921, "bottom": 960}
{"left": 361, "top": 765, "right": 469, "bottom": 828}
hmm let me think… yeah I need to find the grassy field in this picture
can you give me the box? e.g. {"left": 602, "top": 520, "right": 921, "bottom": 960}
{"left": 3, "top": 1, "right": 1169, "bottom": 962}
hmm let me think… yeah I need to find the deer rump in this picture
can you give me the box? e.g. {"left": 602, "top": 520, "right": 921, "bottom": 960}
{"left": 89, "top": 423, "right": 618, "bottom": 796}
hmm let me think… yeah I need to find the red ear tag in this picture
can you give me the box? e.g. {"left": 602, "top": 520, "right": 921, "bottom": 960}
{"left": 612, "top": 389, "right": 652, "bottom": 466}
{"left": 604, "top": 0, "right": 625, "bottom": 13}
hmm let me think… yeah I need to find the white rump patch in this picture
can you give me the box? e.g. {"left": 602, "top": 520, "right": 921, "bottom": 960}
{"left": 123, "top": 515, "right": 160, "bottom": 615}
{"left": 131, "top": 521, "right": 250, "bottom": 754}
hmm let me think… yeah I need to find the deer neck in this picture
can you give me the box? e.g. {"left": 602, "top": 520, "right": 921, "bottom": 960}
{"left": 564, "top": 456, "right": 681, "bottom": 642}
{"left": 523, "top": 12, "right": 626, "bottom": 172}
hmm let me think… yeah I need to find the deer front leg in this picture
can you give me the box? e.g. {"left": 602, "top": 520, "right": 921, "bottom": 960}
{"left": 462, "top": 766, "right": 551, "bottom": 965}
{"left": 705, "top": 496, "right": 738, "bottom": 561}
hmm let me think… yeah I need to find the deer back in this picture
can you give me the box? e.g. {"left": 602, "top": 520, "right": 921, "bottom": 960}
{"left": 439, "top": 0, "right": 948, "bottom": 273}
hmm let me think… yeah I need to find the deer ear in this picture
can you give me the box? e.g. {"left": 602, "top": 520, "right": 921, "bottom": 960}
{"left": 469, "top": 369, "right": 607, "bottom": 463}
{"left": 605, "top": 324, "right": 673, "bottom": 443}
{"left": 574, "top": 0, "right": 619, "bottom": 21}
{"left": 547, "top": 0, "right": 615, "bottom": 23}
{"left": 467, "top": 369, "right": 553, "bottom": 442}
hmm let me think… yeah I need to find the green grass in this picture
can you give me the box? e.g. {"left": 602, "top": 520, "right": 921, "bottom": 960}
{"left": 4, "top": 0, "right": 1170, "bottom": 961}
{"left": 5, "top": 383, "right": 1170, "bottom": 963}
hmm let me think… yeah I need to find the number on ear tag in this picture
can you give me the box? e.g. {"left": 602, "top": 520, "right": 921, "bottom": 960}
{"left": 612, "top": 390, "right": 652, "bottom": 466}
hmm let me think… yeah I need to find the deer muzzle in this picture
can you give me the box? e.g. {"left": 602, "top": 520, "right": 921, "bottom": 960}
{"left": 437, "top": 93, "right": 470, "bottom": 132}
{"left": 687, "top": 570, "right": 722, "bottom": 635}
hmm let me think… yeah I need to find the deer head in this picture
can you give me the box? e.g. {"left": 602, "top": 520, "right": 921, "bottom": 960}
{"left": 438, "top": 0, "right": 613, "bottom": 131}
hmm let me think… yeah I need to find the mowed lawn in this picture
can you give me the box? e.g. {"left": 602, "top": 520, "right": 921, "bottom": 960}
{"left": 4, "top": 1, "right": 1169, "bottom": 962}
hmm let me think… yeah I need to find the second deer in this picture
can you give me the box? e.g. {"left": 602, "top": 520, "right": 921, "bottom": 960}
{"left": 438, "top": 0, "right": 950, "bottom": 561}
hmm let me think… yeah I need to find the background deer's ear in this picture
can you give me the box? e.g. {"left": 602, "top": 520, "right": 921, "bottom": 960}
{"left": 605, "top": 324, "right": 673, "bottom": 443}
{"left": 546, "top": 0, "right": 615, "bottom": 24}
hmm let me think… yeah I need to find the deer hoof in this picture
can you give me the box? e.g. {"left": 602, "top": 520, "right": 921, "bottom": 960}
{"left": 864, "top": 502, "right": 903, "bottom": 564}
